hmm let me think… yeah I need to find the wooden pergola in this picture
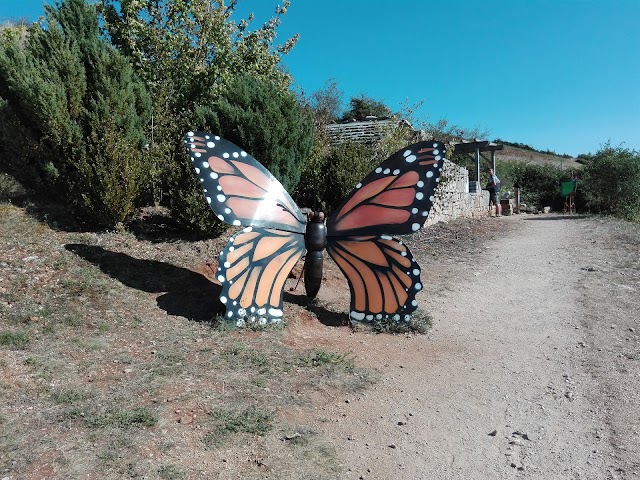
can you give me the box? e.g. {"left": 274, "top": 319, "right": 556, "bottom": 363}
{"left": 453, "top": 140, "right": 504, "bottom": 185}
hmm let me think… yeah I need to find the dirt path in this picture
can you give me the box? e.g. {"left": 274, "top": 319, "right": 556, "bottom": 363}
{"left": 289, "top": 214, "right": 640, "bottom": 479}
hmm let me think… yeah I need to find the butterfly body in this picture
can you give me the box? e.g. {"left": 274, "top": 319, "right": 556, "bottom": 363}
{"left": 183, "top": 131, "right": 445, "bottom": 326}
{"left": 303, "top": 212, "right": 327, "bottom": 298}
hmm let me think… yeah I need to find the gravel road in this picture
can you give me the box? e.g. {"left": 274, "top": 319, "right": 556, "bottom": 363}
{"left": 308, "top": 214, "right": 640, "bottom": 480}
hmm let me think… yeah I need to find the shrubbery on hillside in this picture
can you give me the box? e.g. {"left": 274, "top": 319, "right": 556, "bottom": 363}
{"left": 580, "top": 144, "right": 640, "bottom": 221}
{"left": 496, "top": 162, "right": 566, "bottom": 211}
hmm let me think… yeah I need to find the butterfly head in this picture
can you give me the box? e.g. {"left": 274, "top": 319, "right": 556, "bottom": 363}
{"left": 307, "top": 211, "right": 325, "bottom": 223}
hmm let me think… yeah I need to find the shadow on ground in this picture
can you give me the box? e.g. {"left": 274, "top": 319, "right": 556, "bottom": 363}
{"left": 65, "top": 244, "right": 223, "bottom": 322}
{"left": 65, "top": 244, "right": 344, "bottom": 327}
{"left": 285, "top": 292, "right": 349, "bottom": 327}
{"left": 523, "top": 214, "right": 589, "bottom": 221}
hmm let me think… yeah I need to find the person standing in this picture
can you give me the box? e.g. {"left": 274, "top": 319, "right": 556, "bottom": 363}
{"left": 486, "top": 168, "right": 502, "bottom": 217}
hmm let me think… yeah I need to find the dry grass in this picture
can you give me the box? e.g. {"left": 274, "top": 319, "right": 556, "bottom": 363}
{"left": 498, "top": 145, "right": 583, "bottom": 170}
{"left": 0, "top": 203, "right": 373, "bottom": 479}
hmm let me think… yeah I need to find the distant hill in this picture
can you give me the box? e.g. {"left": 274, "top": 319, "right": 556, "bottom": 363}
{"left": 496, "top": 144, "right": 583, "bottom": 171}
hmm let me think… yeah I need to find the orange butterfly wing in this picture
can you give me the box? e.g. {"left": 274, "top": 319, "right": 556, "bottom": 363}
{"left": 327, "top": 141, "right": 445, "bottom": 236}
{"left": 184, "top": 131, "right": 306, "bottom": 233}
{"left": 216, "top": 227, "right": 305, "bottom": 324}
{"left": 325, "top": 141, "right": 445, "bottom": 323}
{"left": 326, "top": 235, "right": 422, "bottom": 324}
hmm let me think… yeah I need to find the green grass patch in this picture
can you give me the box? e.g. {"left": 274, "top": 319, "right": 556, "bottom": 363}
{"left": 354, "top": 310, "right": 433, "bottom": 335}
{"left": 51, "top": 387, "right": 94, "bottom": 405}
{"left": 0, "top": 330, "right": 30, "bottom": 349}
{"left": 204, "top": 405, "right": 274, "bottom": 447}
{"left": 158, "top": 464, "right": 186, "bottom": 480}
{"left": 300, "top": 349, "right": 355, "bottom": 368}
{"left": 85, "top": 406, "right": 158, "bottom": 429}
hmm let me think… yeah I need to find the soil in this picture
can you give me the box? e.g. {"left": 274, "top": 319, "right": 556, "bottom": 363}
{"left": 279, "top": 213, "right": 640, "bottom": 479}
{"left": 1, "top": 206, "right": 639, "bottom": 479}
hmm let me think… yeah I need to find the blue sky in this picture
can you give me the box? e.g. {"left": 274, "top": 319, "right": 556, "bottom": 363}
{"left": 2, "top": 0, "right": 639, "bottom": 157}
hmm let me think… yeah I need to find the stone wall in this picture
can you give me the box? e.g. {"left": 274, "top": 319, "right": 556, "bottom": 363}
{"left": 426, "top": 158, "right": 489, "bottom": 225}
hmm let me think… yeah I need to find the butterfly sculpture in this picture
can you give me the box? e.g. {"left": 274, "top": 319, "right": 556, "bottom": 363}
{"left": 183, "top": 131, "right": 445, "bottom": 326}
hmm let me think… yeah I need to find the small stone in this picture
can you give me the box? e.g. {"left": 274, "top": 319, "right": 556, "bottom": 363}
{"left": 488, "top": 430, "right": 497, "bottom": 436}
{"left": 388, "top": 444, "right": 397, "bottom": 449}
{"left": 398, "top": 421, "right": 406, "bottom": 426}
{"left": 178, "top": 415, "right": 193, "bottom": 424}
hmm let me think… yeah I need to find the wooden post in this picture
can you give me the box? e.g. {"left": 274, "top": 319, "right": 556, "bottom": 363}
{"left": 475, "top": 148, "right": 480, "bottom": 184}
{"left": 515, "top": 188, "right": 521, "bottom": 214}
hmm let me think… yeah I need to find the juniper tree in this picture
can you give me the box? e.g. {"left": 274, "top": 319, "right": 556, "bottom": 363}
{"left": 0, "top": 0, "right": 151, "bottom": 226}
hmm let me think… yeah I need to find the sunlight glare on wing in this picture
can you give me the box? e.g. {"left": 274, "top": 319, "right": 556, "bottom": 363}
{"left": 255, "top": 184, "right": 281, "bottom": 220}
